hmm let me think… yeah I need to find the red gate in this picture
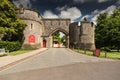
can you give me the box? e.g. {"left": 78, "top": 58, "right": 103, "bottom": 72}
{"left": 43, "top": 40, "right": 46, "bottom": 48}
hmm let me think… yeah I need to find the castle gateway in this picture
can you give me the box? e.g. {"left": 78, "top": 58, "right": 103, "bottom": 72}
{"left": 17, "top": 8, "right": 70, "bottom": 49}
{"left": 17, "top": 7, "right": 95, "bottom": 50}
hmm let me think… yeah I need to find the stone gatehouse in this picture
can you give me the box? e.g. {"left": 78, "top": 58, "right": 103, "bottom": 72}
{"left": 17, "top": 7, "right": 95, "bottom": 50}
{"left": 17, "top": 7, "right": 70, "bottom": 49}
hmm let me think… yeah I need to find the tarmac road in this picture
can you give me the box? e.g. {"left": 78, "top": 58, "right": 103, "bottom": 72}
{"left": 0, "top": 48, "right": 120, "bottom": 80}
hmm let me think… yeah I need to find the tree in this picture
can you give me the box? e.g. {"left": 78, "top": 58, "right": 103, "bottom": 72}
{"left": 0, "top": 0, "right": 26, "bottom": 42}
{"left": 108, "top": 9, "right": 120, "bottom": 51}
{"left": 53, "top": 31, "right": 62, "bottom": 44}
{"left": 95, "top": 8, "right": 120, "bottom": 51}
{"left": 95, "top": 13, "right": 108, "bottom": 48}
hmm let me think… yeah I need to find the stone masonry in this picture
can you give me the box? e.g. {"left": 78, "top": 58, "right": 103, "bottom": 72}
{"left": 69, "top": 21, "right": 95, "bottom": 50}
{"left": 17, "top": 6, "right": 95, "bottom": 50}
{"left": 17, "top": 7, "right": 70, "bottom": 48}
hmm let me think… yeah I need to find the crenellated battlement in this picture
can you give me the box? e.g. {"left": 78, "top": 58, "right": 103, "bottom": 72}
{"left": 17, "top": 7, "right": 42, "bottom": 22}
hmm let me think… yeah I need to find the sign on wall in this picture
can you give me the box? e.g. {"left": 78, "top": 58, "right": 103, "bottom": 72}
{"left": 29, "top": 35, "right": 35, "bottom": 43}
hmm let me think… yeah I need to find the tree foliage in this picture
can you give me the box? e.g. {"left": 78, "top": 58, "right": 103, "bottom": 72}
{"left": 0, "top": 0, "right": 26, "bottom": 41}
{"left": 53, "top": 31, "right": 61, "bottom": 43}
{"left": 95, "top": 8, "right": 120, "bottom": 51}
{"left": 53, "top": 31, "right": 66, "bottom": 44}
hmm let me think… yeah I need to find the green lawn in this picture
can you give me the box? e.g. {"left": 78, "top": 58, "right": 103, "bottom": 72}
{"left": 9, "top": 49, "right": 34, "bottom": 56}
{"left": 0, "top": 49, "right": 35, "bottom": 57}
{"left": 100, "top": 51, "right": 120, "bottom": 60}
{"left": 73, "top": 49, "right": 120, "bottom": 60}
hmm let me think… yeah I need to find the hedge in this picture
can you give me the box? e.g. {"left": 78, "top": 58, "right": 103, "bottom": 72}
{"left": 0, "top": 41, "right": 22, "bottom": 52}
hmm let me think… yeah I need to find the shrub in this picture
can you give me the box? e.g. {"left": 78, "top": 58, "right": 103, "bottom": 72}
{"left": 101, "top": 47, "right": 111, "bottom": 52}
{"left": 0, "top": 41, "right": 22, "bottom": 52}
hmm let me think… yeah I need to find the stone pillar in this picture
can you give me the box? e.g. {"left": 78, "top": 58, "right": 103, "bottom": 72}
{"left": 49, "top": 36, "right": 53, "bottom": 48}
{"left": 67, "top": 36, "right": 69, "bottom": 48}
{"left": 45, "top": 37, "right": 49, "bottom": 48}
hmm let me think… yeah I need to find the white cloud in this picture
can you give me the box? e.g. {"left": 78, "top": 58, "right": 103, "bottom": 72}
{"left": 43, "top": 7, "right": 82, "bottom": 22}
{"left": 73, "top": 0, "right": 90, "bottom": 3}
{"left": 105, "top": 5, "right": 116, "bottom": 15}
{"left": 56, "top": 5, "right": 68, "bottom": 12}
{"left": 13, "top": 0, "right": 32, "bottom": 8}
{"left": 91, "top": 5, "right": 117, "bottom": 25}
{"left": 91, "top": 14, "right": 99, "bottom": 25}
{"left": 96, "top": 5, "right": 116, "bottom": 15}
{"left": 80, "top": 15, "right": 89, "bottom": 21}
{"left": 74, "top": 0, "right": 111, "bottom": 3}
{"left": 59, "top": 7, "right": 82, "bottom": 21}
{"left": 98, "top": 0, "right": 109, "bottom": 3}
{"left": 92, "top": 9, "right": 100, "bottom": 14}
{"left": 42, "top": 10, "right": 59, "bottom": 18}
{"left": 74, "top": 0, "right": 85, "bottom": 3}
{"left": 90, "top": 9, "right": 100, "bottom": 25}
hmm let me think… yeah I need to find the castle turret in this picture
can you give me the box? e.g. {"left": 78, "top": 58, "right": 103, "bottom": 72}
{"left": 69, "top": 20, "right": 95, "bottom": 50}
{"left": 80, "top": 21, "right": 95, "bottom": 50}
{"left": 17, "top": 6, "right": 44, "bottom": 49}
{"left": 69, "top": 22, "right": 80, "bottom": 48}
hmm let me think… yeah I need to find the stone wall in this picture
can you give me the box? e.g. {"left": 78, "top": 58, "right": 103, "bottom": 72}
{"left": 80, "top": 22, "right": 95, "bottom": 50}
{"left": 17, "top": 7, "right": 95, "bottom": 49}
{"left": 69, "top": 22, "right": 80, "bottom": 48}
{"left": 42, "top": 19, "right": 70, "bottom": 36}
{"left": 22, "top": 20, "right": 43, "bottom": 49}
{"left": 42, "top": 19, "right": 70, "bottom": 48}
{"left": 17, "top": 9, "right": 42, "bottom": 22}
{"left": 17, "top": 8, "right": 44, "bottom": 49}
{"left": 69, "top": 21, "right": 95, "bottom": 50}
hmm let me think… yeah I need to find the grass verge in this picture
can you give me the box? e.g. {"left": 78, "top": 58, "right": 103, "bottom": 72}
{"left": 73, "top": 49, "right": 120, "bottom": 60}
{"left": 9, "top": 49, "right": 34, "bottom": 56}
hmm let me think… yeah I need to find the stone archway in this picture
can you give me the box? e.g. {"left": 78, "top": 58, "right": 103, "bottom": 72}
{"left": 42, "top": 19, "right": 70, "bottom": 48}
{"left": 49, "top": 28, "right": 69, "bottom": 48}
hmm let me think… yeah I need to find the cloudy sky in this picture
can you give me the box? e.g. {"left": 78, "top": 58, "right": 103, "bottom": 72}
{"left": 12, "top": 0, "right": 120, "bottom": 23}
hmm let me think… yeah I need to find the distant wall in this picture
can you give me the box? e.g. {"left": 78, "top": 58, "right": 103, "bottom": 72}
{"left": 69, "top": 22, "right": 80, "bottom": 48}
{"left": 42, "top": 19, "right": 70, "bottom": 36}
{"left": 69, "top": 21, "right": 95, "bottom": 50}
{"left": 80, "top": 22, "right": 95, "bottom": 50}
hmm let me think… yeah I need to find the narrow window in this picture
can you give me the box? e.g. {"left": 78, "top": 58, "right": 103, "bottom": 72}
{"left": 31, "top": 23, "right": 33, "bottom": 30}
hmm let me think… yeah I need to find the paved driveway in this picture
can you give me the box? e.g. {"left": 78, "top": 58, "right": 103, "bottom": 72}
{"left": 0, "top": 48, "right": 119, "bottom": 80}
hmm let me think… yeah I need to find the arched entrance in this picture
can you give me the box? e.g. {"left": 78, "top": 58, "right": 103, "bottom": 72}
{"left": 52, "top": 31, "right": 67, "bottom": 48}
{"left": 49, "top": 28, "right": 69, "bottom": 48}
{"left": 41, "top": 19, "right": 70, "bottom": 48}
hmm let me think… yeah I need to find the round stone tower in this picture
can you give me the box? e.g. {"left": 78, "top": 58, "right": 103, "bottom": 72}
{"left": 69, "top": 21, "right": 95, "bottom": 50}
{"left": 17, "top": 6, "right": 44, "bottom": 49}
{"left": 80, "top": 21, "right": 96, "bottom": 50}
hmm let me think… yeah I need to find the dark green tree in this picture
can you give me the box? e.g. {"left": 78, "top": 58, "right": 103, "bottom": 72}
{"left": 0, "top": 0, "right": 26, "bottom": 42}
{"left": 95, "top": 13, "right": 108, "bottom": 48}
{"left": 108, "top": 9, "right": 120, "bottom": 51}
{"left": 53, "top": 31, "right": 60, "bottom": 38}
{"left": 95, "top": 8, "right": 120, "bottom": 51}
{"left": 61, "top": 35, "right": 66, "bottom": 42}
